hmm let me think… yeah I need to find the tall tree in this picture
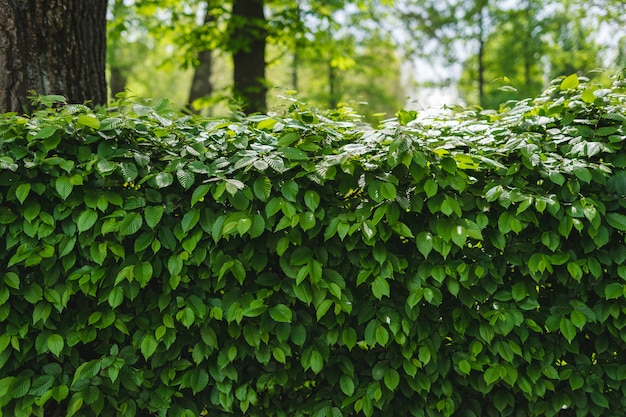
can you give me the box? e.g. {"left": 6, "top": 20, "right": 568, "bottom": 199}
{"left": 229, "top": 0, "right": 268, "bottom": 113}
{"left": 188, "top": 1, "right": 218, "bottom": 113}
{"left": 0, "top": 0, "right": 107, "bottom": 113}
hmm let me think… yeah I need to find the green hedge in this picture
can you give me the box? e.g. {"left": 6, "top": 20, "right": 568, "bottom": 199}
{"left": 0, "top": 74, "right": 625, "bottom": 417}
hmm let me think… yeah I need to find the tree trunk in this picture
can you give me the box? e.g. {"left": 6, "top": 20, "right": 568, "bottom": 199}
{"left": 109, "top": 66, "right": 128, "bottom": 99}
{"left": 477, "top": 2, "right": 486, "bottom": 107}
{"left": 230, "top": 0, "right": 267, "bottom": 114}
{"left": 328, "top": 62, "right": 338, "bottom": 109}
{"left": 188, "top": 3, "right": 215, "bottom": 114}
{"left": 188, "top": 49, "right": 214, "bottom": 113}
{"left": 0, "top": 0, "right": 107, "bottom": 113}
{"left": 523, "top": 0, "right": 532, "bottom": 90}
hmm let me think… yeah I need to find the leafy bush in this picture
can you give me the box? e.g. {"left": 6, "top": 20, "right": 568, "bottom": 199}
{"left": 0, "top": 74, "right": 625, "bottom": 417}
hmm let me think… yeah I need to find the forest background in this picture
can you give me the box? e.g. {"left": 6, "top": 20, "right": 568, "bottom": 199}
{"left": 107, "top": 0, "right": 626, "bottom": 120}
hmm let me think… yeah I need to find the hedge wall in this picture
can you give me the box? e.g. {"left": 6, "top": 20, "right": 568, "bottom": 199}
{"left": 0, "top": 74, "right": 625, "bottom": 417}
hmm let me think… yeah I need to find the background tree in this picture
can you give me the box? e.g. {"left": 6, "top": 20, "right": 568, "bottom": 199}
{"left": 395, "top": 0, "right": 623, "bottom": 108}
{"left": 0, "top": 0, "right": 107, "bottom": 113}
{"left": 104, "top": 0, "right": 404, "bottom": 116}
{"left": 102, "top": 0, "right": 624, "bottom": 114}
{"left": 228, "top": 0, "right": 268, "bottom": 113}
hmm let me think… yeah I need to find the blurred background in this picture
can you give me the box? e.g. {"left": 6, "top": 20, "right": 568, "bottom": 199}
{"left": 106, "top": 0, "right": 626, "bottom": 118}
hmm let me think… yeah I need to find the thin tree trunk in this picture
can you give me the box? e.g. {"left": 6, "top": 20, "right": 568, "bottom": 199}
{"left": 109, "top": 66, "right": 128, "bottom": 99}
{"left": 231, "top": 0, "right": 267, "bottom": 114}
{"left": 476, "top": 1, "right": 486, "bottom": 107}
{"left": 188, "top": 49, "right": 214, "bottom": 113}
{"left": 292, "top": 49, "right": 299, "bottom": 91}
{"left": 0, "top": 0, "right": 107, "bottom": 113}
{"left": 188, "top": 3, "right": 215, "bottom": 113}
{"left": 291, "top": 3, "right": 301, "bottom": 91}
{"left": 328, "top": 62, "right": 338, "bottom": 109}
{"left": 477, "top": 37, "right": 485, "bottom": 106}
{"left": 523, "top": 0, "right": 532, "bottom": 89}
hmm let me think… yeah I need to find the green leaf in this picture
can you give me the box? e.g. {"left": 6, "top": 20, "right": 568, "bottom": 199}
{"left": 418, "top": 345, "right": 431, "bottom": 364}
{"left": 458, "top": 359, "right": 471, "bottom": 375}
{"left": 176, "top": 169, "right": 195, "bottom": 189}
{"left": 424, "top": 179, "right": 438, "bottom": 198}
{"left": 257, "top": 117, "right": 277, "bottom": 130}
{"left": 606, "top": 213, "right": 626, "bottom": 231}
{"left": 590, "top": 392, "right": 609, "bottom": 409}
{"left": 55, "top": 176, "right": 73, "bottom": 200}
{"left": 9, "top": 376, "right": 31, "bottom": 398}
{"left": 4, "top": 272, "right": 20, "bottom": 289}
{"left": 291, "top": 247, "right": 313, "bottom": 266}
{"left": 191, "top": 184, "right": 210, "bottom": 206}
{"left": 570, "top": 310, "right": 587, "bottom": 330}
{"left": 141, "top": 334, "right": 158, "bottom": 359}
{"left": 119, "top": 212, "right": 143, "bottom": 236}
{"left": 604, "top": 283, "right": 624, "bottom": 299}
{"left": 23, "top": 283, "right": 43, "bottom": 304}
{"left": 309, "top": 350, "right": 324, "bottom": 374}
{"left": 380, "top": 182, "right": 397, "bottom": 200}
{"left": 397, "top": 109, "right": 417, "bottom": 125}
{"left": 281, "top": 179, "right": 299, "bottom": 202}
{"left": 225, "top": 178, "right": 245, "bottom": 195}
{"left": 569, "top": 373, "right": 585, "bottom": 390}
{"left": 304, "top": 190, "right": 320, "bottom": 211}
{"left": 33, "top": 125, "right": 57, "bottom": 139}
{"left": 279, "top": 147, "right": 309, "bottom": 160}
{"left": 384, "top": 369, "right": 400, "bottom": 391}
{"left": 72, "top": 360, "right": 101, "bottom": 387}
{"left": 484, "top": 365, "right": 500, "bottom": 385}
{"left": 77, "top": 114, "right": 100, "bottom": 129}
{"left": 269, "top": 304, "right": 292, "bottom": 323}
{"left": 96, "top": 160, "right": 117, "bottom": 175}
{"left": 133, "top": 262, "right": 153, "bottom": 287}
{"left": 155, "top": 172, "right": 173, "bottom": 188}
{"left": 253, "top": 177, "right": 272, "bottom": 202}
{"left": 15, "top": 183, "right": 30, "bottom": 204}
{"left": 450, "top": 225, "right": 467, "bottom": 247}
{"left": 416, "top": 232, "right": 433, "bottom": 258}
{"left": 277, "top": 131, "right": 300, "bottom": 146}
{"left": 582, "top": 87, "right": 596, "bottom": 103}
{"left": 316, "top": 299, "right": 333, "bottom": 321}
{"left": 144, "top": 206, "right": 164, "bottom": 229}
{"left": 560, "top": 74, "right": 579, "bottom": 90}
{"left": 181, "top": 210, "right": 200, "bottom": 233}
{"left": 32, "top": 302, "right": 52, "bottom": 325}
{"left": 46, "top": 334, "right": 64, "bottom": 357}
{"left": 339, "top": 374, "right": 355, "bottom": 396}
{"left": 108, "top": 287, "right": 124, "bottom": 309}
{"left": 66, "top": 394, "right": 84, "bottom": 417}
{"left": 342, "top": 328, "right": 357, "bottom": 350}
{"left": 189, "top": 368, "right": 209, "bottom": 395}
{"left": 372, "top": 277, "right": 390, "bottom": 300}
{"left": 77, "top": 209, "right": 98, "bottom": 233}
{"left": 178, "top": 307, "right": 195, "bottom": 328}
{"left": 560, "top": 318, "right": 576, "bottom": 343}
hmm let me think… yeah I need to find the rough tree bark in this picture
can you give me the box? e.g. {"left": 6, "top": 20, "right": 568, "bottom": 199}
{"left": 230, "top": 0, "right": 267, "bottom": 114}
{"left": 0, "top": 0, "right": 107, "bottom": 113}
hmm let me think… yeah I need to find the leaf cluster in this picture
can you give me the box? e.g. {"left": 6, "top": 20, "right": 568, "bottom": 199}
{"left": 0, "top": 74, "right": 625, "bottom": 417}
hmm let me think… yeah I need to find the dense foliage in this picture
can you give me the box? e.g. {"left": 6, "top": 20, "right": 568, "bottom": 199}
{"left": 0, "top": 74, "right": 625, "bottom": 417}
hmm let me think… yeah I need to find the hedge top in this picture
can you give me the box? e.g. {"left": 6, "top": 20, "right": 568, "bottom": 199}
{"left": 0, "top": 73, "right": 625, "bottom": 417}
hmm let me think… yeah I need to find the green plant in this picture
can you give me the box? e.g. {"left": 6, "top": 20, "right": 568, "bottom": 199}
{"left": 0, "top": 74, "right": 625, "bottom": 417}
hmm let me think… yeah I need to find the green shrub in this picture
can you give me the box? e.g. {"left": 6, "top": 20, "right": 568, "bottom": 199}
{"left": 0, "top": 74, "right": 625, "bottom": 417}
